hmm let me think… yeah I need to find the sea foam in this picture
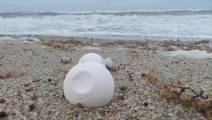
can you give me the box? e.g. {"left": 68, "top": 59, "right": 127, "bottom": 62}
{"left": 0, "top": 10, "right": 211, "bottom": 40}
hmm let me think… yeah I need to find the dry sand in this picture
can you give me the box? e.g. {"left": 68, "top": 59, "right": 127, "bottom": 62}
{"left": 0, "top": 35, "right": 211, "bottom": 119}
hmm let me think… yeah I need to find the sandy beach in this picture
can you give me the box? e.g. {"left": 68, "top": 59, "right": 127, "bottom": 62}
{"left": 0, "top": 35, "right": 211, "bottom": 119}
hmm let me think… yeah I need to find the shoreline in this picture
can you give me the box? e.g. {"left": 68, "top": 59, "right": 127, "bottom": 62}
{"left": 0, "top": 34, "right": 212, "bottom": 42}
{"left": 0, "top": 35, "right": 211, "bottom": 119}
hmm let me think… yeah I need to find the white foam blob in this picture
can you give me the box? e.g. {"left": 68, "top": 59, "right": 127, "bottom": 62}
{"left": 63, "top": 62, "right": 114, "bottom": 107}
{"left": 78, "top": 53, "right": 105, "bottom": 66}
{"left": 104, "top": 57, "right": 113, "bottom": 66}
{"left": 0, "top": 36, "right": 17, "bottom": 42}
{"left": 162, "top": 49, "right": 212, "bottom": 59}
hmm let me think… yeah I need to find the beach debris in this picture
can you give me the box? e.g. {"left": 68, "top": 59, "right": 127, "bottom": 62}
{"left": 139, "top": 70, "right": 148, "bottom": 77}
{"left": 24, "top": 64, "right": 30, "bottom": 67}
{"left": 127, "top": 71, "right": 133, "bottom": 81}
{"left": 75, "top": 103, "right": 84, "bottom": 108}
{"left": 162, "top": 49, "right": 212, "bottom": 59}
{"left": 25, "top": 87, "right": 33, "bottom": 93}
{"left": 117, "top": 95, "right": 125, "bottom": 101}
{"left": 42, "top": 39, "right": 90, "bottom": 50}
{"left": 32, "top": 78, "right": 41, "bottom": 82}
{"left": 93, "top": 42, "right": 99, "bottom": 46}
{"left": 21, "top": 37, "right": 41, "bottom": 42}
{"left": 16, "top": 91, "right": 22, "bottom": 97}
{"left": 64, "top": 54, "right": 114, "bottom": 107}
{"left": 24, "top": 83, "right": 31, "bottom": 87}
{"left": 128, "top": 73, "right": 133, "bottom": 81}
{"left": 61, "top": 57, "right": 72, "bottom": 64}
{"left": 105, "top": 57, "right": 113, "bottom": 67}
{"left": 78, "top": 53, "right": 105, "bottom": 66}
{"left": 48, "top": 78, "right": 52, "bottom": 82}
{"left": 120, "top": 86, "right": 128, "bottom": 92}
{"left": 0, "top": 98, "right": 6, "bottom": 104}
{"left": 0, "top": 111, "right": 8, "bottom": 118}
{"left": 141, "top": 72, "right": 146, "bottom": 77}
{"left": 0, "top": 72, "right": 13, "bottom": 79}
{"left": 106, "top": 65, "right": 120, "bottom": 72}
{"left": 146, "top": 70, "right": 212, "bottom": 119}
{"left": 164, "top": 46, "right": 180, "bottom": 51}
{"left": 143, "top": 102, "right": 148, "bottom": 107}
{"left": 0, "top": 70, "right": 24, "bottom": 79}
{"left": 31, "top": 94, "right": 38, "bottom": 101}
{"left": 0, "top": 56, "right": 4, "bottom": 60}
{"left": 28, "top": 104, "right": 36, "bottom": 112}
{"left": 22, "top": 48, "right": 32, "bottom": 52}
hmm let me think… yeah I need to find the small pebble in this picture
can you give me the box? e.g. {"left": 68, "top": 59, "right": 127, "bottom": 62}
{"left": 48, "top": 78, "right": 52, "bottom": 82}
{"left": 29, "top": 104, "right": 36, "bottom": 112}
{"left": 25, "top": 87, "right": 33, "bottom": 93}
{"left": 143, "top": 102, "right": 148, "bottom": 107}
{"left": 75, "top": 103, "right": 83, "bottom": 108}
{"left": 0, "top": 111, "right": 8, "bottom": 118}
{"left": 17, "top": 91, "right": 21, "bottom": 97}
{"left": 141, "top": 73, "right": 146, "bottom": 77}
{"left": 24, "top": 83, "right": 31, "bottom": 87}
{"left": 61, "top": 94, "right": 65, "bottom": 98}
{"left": 31, "top": 94, "right": 37, "bottom": 101}
{"left": 61, "top": 57, "right": 71, "bottom": 64}
{"left": 0, "top": 98, "right": 6, "bottom": 104}
{"left": 120, "top": 86, "right": 128, "bottom": 92}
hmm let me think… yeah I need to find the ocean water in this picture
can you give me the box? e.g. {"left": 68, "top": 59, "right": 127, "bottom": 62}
{"left": 0, "top": 0, "right": 212, "bottom": 40}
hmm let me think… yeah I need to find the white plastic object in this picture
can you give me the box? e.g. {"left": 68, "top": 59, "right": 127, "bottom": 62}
{"left": 104, "top": 57, "right": 113, "bottom": 66}
{"left": 78, "top": 53, "right": 105, "bottom": 66}
{"left": 63, "top": 62, "right": 114, "bottom": 107}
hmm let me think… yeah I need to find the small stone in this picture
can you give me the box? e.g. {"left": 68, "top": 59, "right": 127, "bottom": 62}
{"left": 24, "top": 83, "right": 31, "bottom": 87}
{"left": 141, "top": 73, "right": 146, "bottom": 77}
{"left": 11, "top": 112, "right": 16, "bottom": 116}
{"left": 0, "top": 99, "right": 6, "bottom": 104}
{"left": 17, "top": 91, "right": 21, "bottom": 97}
{"left": 48, "top": 78, "right": 52, "bottom": 82}
{"left": 143, "top": 102, "right": 148, "bottom": 107}
{"left": 61, "top": 57, "right": 71, "bottom": 64}
{"left": 74, "top": 112, "right": 79, "bottom": 118}
{"left": 32, "top": 78, "right": 41, "bottom": 82}
{"left": 61, "top": 94, "right": 65, "bottom": 98}
{"left": 75, "top": 103, "right": 83, "bottom": 108}
{"left": 120, "top": 86, "right": 128, "bottom": 92}
{"left": 25, "top": 87, "right": 33, "bottom": 93}
{"left": 128, "top": 73, "right": 133, "bottom": 81}
{"left": 29, "top": 104, "right": 36, "bottom": 112}
{"left": 0, "top": 111, "right": 7, "bottom": 118}
{"left": 31, "top": 94, "right": 37, "bottom": 101}
{"left": 165, "top": 46, "right": 179, "bottom": 51}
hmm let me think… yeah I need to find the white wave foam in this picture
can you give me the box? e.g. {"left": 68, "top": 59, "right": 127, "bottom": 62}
{"left": 0, "top": 12, "right": 211, "bottom": 40}
{"left": 162, "top": 50, "right": 212, "bottom": 59}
